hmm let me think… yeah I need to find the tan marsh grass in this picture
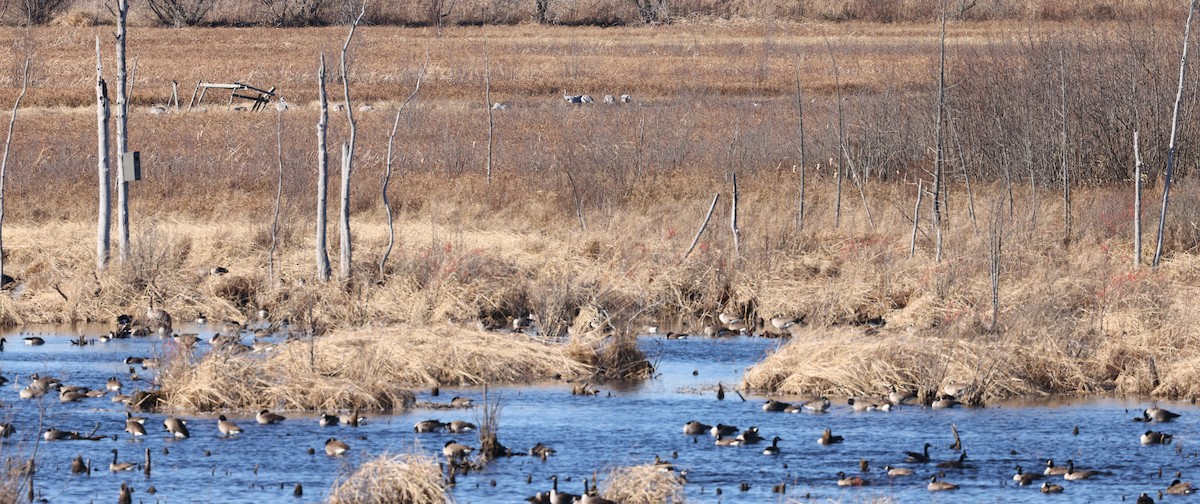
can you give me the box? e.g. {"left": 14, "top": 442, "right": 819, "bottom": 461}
{"left": 600, "top": 463, "right": 686, "bottom": 504}
{"left": 327, "top": 452, "right": 448, "bottom": 504}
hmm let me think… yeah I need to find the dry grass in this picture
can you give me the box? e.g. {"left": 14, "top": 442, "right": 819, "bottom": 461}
{"left": 328, "top": 452, "right": 448, "bottom": 504}
{"left": 600, "top": 463, "right": 686, "bottom": 504}
{"left": 157, "top": 324, "right": 602, "bottom": 411}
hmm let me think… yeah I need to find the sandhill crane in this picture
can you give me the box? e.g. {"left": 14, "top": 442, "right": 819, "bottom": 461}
{"left": 563, "top": 90, "right": 584, "bottom": 104}
{"left": 603, "top": 94, "right": 615, "bottom": 104}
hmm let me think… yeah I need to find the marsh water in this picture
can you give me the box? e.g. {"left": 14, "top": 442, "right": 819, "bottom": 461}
{"left": 1, "top": 324, "right": 1197, "bottom": 503}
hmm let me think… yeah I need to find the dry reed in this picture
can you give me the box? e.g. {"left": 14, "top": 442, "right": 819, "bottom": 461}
{"left": 600, "top": 463, "right": 686, "bottom": 504}
{"left": 327, "top": 452, "right": 448, "bottom": 504}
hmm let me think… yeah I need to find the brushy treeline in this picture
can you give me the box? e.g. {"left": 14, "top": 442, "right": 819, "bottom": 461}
{"left": 3, "top": 0, "right": 1185, "bottom": 27}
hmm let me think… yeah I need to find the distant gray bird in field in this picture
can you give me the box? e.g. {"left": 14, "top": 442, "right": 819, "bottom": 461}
{"left": 563, "top": 90, "right": 584, "bottom": 104}
{"left": 620, "top": 94, "right": 632, "bottom": 103}
{"left": 491, "top": 102, "right": 510, "bottom": 110}
{"left": 603, "top": 94, "right": 615, "bottom": 104}
{"left": 580, "top": 94, "right": 594, "bottom": 103}
{"left": 275, "top": 98, "right": 288, "bottom": 111}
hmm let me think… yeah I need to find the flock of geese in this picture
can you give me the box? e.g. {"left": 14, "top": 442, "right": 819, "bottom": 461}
{"left": 675, "top": 391, "right": 1194, "bottom": 502}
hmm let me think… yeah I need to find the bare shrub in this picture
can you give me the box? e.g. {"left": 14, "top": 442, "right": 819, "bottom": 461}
{"left": 328, "top": 452, "right": 448, "bottom": 504}
{"left": 17, "top": 0, "right": 69, "bottom": 25}
{"left": 146, "top": 0, "right": 216, "bottom": 26}
{"left": 259, "top": 0, "right": 329, "bottom": 26}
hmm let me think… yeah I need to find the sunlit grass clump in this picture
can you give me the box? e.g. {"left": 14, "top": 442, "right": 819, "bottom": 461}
{"left": 600, "top": 463, "right": 686, "bottom": 504}
{"left": 328, "top": 452, "right": 447, "bottom": 504}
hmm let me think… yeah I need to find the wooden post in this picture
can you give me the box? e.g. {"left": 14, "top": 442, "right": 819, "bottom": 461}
{"left": 0, "top": 58, "right": 29, "bottom": 281}
{"left": 115, "top": 0, "right": 130, "bottom": 263}
{"left": 316, "top": 55, "right": 331, "bottom": 282}
{"left": 1154, "top": 0, "right": 1195, "bottom": 268}
{"left": 97, "top": 38, "right": 111, "bottom": 271}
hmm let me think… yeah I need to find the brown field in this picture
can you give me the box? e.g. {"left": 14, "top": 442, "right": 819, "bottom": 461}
{"left": 0, "top": 8, "right": 1198, "bottom": 405}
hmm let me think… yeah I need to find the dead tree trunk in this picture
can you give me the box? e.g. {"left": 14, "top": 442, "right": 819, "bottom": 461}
{"left": 910, "top": 180, "right": 923, "bottom": 258}
{"left": 485, "top": 54, "right": 494, "bottom": 184}
{"left": 825, "top": 37, "right": 845, "bottom": 228}
{"left": 315, "top": 55, "right": 331, "bottom": 282}
{"left": 932, "top": 1, "right": 948, "bottom": 263}
{"left": 0, "top": 58, "right": 29, "bottom": 281}
{"left": 338, "top": 5, "right": 365, "bottom": 280}
{"left": 1134, "top": 131, "right": 1143, "bottom": 268}
{"left": 795, "top": 69, "right": 807, "bottom": 232}
{"left": 731, "top": 171, "right": 741, "bottom": 259}
{"left": 116, "top": 0, "right": 130, "bottom": 263}
{"left": 96, "top": 38, "right": 111, "bottom": 272}
{"left": 1058, "top": 48, "right": 1071, "bottom": 247}
{"left": 269, "top": 109, "right": 284, "bottom": 286}
{"left": 379, "top": 63, "right": 426, "bottom": 278}
{"left": 1154, "top": 0, "right": 1195, "bottom": 268}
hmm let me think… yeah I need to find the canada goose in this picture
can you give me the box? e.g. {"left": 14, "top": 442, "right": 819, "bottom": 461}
{"left": 24, "top": 336, "right": 44, "bottom": 345}
{"left": 804, "top": 396, "right": 831, "bottom": 413}
{"left": 848, "top": 397, "right": 881, "bottom": 411}
{"left": 1143, "top": 406, "right": 1182, "bottom": 422}
{"left": 318, "top": 413, "right": 339, "bottom": 427}
{"left": 449, "top": 396, "right": 474, "bottom": 408}
{"left": 59, "top": 389, "right": 86, "bottom": 402}
{"left": 70, "top": 454, "right": 86, "bottom": 474}
{"left": 106, "top": 377, "right": 122, "bottom": 392}
{"left": 44, "top": 427, "right": 78, "bottom": 441}
{"left": 0, "top": 423, "right": 12, "bottom": 438}
{"left": 1044, "top": 459, "right": 1069, "bottom": 476}
{"left": 718, "top": 312, "right": 742, "bottom": 325}
{"left": 548, "top": 475, "right": 579, "bottom": 504}
{"left": 443, "top": 440, "right": 473, "bottom": 460}
{"left": 449, "top": 420, "right": 476, "bottom": 433}
{"left": 905, "top": 443, "right": 932, "bottom": 463}
{"left": 836, "top": 471, "right": 869, "bottom": 486}
{"left": 941, "top": 382, "right": 968, "bottom": 398}
{"left": 0, "top": 337, "right": 5, "bottom": 350}
{"left": 529, "top": 442, "right": 556, "bottom": 458}
{"left": 710, "top": 423, "right": 739, "bottom": 437}
{"left": 119, "top": 482, "right": 133, "bottom": 504}
{"left": 715, "top": 433, "right": 741, "bottom": 446}
{"left": 323, "top": 437, "right": 349, "bottom": 456}
{"left": 19, "top": 386, "right": 42, "bottom": 399}
{"left": 927, "top": 475, "right": 958, "bottom": 491}
{"left": 683, "top": 421, "right": 712, "bottom": 435}
{"left": 888, "top": 385, "right": 914, "bottom": 405}
{"left": 195, "top": 313, "right": 207, "bottom": 325}
{"left": 1013, "top": 465, "right": 1043, "bottom": 485}
{"left": 1142, "top": 430, "right": 1173, "bottom": 445}
{"left": 579, "top": 478, "right": 616, "bottom": 504}
{"left": 257, "top": 409, "right": 286, "bottom": 424}
{"left": 1040, "top": 481, "right": 1065, "bottom": 493}
{"left": 937, "top": 451, "right": 969, "bottom": 469}
{"left": 762, "top": 399, "right": 790, "bottom": 412}
{"left": 145, "top": 303, "right": 173, "bottom": 334}
{"left": 218, "top": 415, "right": 243, "bottom": 437}
{"left": 414, "top": 419, "right": 446, "bottom": 433}
{"left": 817, "top": 428, "right": 843, "bottom": 445}
{"left": 163, "top": 416, "right": 190, "bottom": 438}
{"left": 109, "top": 449, "right": 135, "bottom": 472}
{"left": 762, "top": 436, "right": 782, "bottom": 455}
{"left": 125, "top": 415, "right": 146, "bottom": 437}
{"left": 339, "top": 412, "right": 365, "bottom": 426}
{"left": 513, "top": 313, "right": 535, "bottom": 331}
{"left": 737, "top": 426, "right": 762, "bottom": 444}
{"left": 1168, "top": 479, "right": 1195, "bottom": 495}
{"left": 770, "top": 316, "right": 798, "bottom": 331}
{"left": 931, "top": 395, "right": 960, "bottom": 409}
{"left": 1063, "top": 460, "right": 1098, "bottom": 480}
{"left": 883, "top": 465, "right": 913, "bottom": 477}
{"left": 1137, "top": 493, "right": 1155, "bottom": 504}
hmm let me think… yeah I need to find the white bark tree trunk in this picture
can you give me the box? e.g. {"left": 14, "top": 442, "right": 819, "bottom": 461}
{"left": 115, "top": 0, "right": 130, "bottom": 263}
{"left": 315, "top": 55, "right": 331, "bottom": 282}
{"left": 0, "top": 58, "right": 28, "bottom": 281}
{"left": 338, "top": 6, "right": 365, "bottom": 280}
{"left": 96, "top": 37, "right": 111, "bottom": 271}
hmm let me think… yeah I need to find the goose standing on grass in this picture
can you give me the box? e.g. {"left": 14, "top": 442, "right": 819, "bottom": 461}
{"left": 109, "top": 449, "right": 135, "bottom": 472}
{"left": 257, "top": 409, "right": 286, "bottom": 424}
{"left": 905, "top": 443, "right": 932, "bottom": 463}
{"left": 1040, "top": 481, "right": 1064, "bottom": 493}
{"left": 927, "top": 475, "right": 958, "bottom": 491}
{"left": 762, "top": 436, "right": 782, "bottom": 455}
{"left": 163, "top": 416, "right": 190, "bottom": 438}
{"left": 217, "top": 415, "right": 243, "bottom": 437}
{"left": 324, "top": 437, "right": 349, "bottom": 456}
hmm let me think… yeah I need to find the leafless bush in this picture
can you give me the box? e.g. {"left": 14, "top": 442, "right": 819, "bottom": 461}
{"left": 17, "top": 0, "right": 68, "bottom": 25}
{"left": 146, "top": 0, "right": 216, "bottom": 27}
{"left": 259, "top": 0, "right": 328, "bottom": 26}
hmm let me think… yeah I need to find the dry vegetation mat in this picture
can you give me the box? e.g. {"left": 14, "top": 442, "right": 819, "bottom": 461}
{"left": 328, "top": 452, "right": 447, "bottom": 504}
{"left": 158, "top": 325, "right": 597, "bottom": 411}
{"left": 600, "top": 463, "right": 686, "bottom": 504}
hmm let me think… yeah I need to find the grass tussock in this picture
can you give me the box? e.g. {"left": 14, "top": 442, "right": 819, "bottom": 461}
{"left": 158, "top": 324, "right": 600, "bottom": 411}
{"left": 600, "top": 463, "right": 686, "bottom": 504}
{"left": 328, "top": 452, "right": 448, "bottom": 504}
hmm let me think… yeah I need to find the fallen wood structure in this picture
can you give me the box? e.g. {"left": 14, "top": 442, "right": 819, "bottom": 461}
{"left": 187, "top": 81, "right": 276, "bottom": 111}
